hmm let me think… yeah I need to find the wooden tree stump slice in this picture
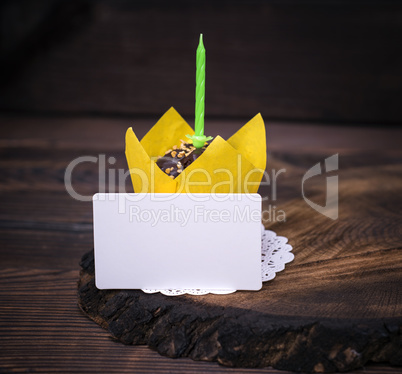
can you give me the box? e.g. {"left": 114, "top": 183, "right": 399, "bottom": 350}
{"left": 77, "top": 158, "right": 402, "bottom": 373}
{"left": 78, "top": 245, "right": 402, "bottom": 373}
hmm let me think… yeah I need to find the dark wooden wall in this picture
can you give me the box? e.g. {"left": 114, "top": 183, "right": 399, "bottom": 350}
{"left": 1, "top": 0, "right": 402, "bottom": 124}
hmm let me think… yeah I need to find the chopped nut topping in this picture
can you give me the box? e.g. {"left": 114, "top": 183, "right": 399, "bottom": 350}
{"left": 156, "top": 141, "right": 209, "bottom": 178}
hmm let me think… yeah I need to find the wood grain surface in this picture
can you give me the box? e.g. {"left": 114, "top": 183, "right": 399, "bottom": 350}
{"left": 0, "top": 115, "right": 401, "bottom": 373}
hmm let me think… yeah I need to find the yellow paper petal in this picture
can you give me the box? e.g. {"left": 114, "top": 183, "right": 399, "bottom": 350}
{"left": 140, "top": 107, "right": 194, "bottom": 158}
{"left": 175, "top": 136, "right": 264, "bottom": 194}
{"left": 227, "top": 113, "right": 267, "bottom": 172}
{"left": 125, "top": 110, "right": 266, "bottom": 194}
{"left": 125, "top": 127, "right": 176, "bottom": 193}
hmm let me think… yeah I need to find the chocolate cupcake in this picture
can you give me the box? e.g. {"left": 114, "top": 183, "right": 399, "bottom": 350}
{"left": 156, "top": 141, "right": 209, "bottom": 179}
{"left": 125, "top": 107, "right": 266, "bottom": 194}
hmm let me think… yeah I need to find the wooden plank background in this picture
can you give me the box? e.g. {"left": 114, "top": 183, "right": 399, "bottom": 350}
{"left": 1, "top": 0, "right": 402, "bottom": 123}
{"left": 0, "top": 115, "right": 401, "bottom": 372}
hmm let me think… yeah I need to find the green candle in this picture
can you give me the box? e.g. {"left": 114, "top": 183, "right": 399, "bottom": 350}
{"left": 187, "top": 34, "right": 213, "bottom": 149}
{"left": 195, "top": 34, "right": 206, "bottom": 137}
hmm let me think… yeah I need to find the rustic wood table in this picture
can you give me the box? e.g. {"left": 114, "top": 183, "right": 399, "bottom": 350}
{"left": 0, "top": 115, "right": 401, "bottom": 373}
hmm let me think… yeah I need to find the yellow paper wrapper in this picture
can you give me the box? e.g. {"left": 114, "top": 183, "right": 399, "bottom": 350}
{"left": 125, "top": 107, "right": 266, "bottom": 194}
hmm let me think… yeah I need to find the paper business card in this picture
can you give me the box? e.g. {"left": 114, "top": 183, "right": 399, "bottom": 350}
{"left": 93, "top": 193, "right": 262, "bottom": 291}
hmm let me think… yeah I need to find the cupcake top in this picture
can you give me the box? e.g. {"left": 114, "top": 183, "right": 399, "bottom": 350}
{"left": 125, "top": 107, "right": 266, "bottom": 194}
{"left": 156, "top": 141, "right": 209, "bottom": 179}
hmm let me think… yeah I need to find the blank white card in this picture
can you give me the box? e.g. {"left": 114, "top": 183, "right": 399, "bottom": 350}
{"left": 93, "top": 193, "right": 262, "bottom": 290}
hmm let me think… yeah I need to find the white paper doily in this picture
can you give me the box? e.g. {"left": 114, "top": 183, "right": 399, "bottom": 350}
{"left": 142, "top": 225, "right": 294, "bottom": 296}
